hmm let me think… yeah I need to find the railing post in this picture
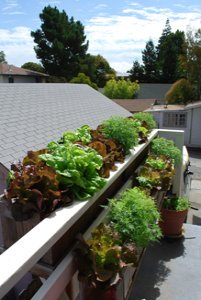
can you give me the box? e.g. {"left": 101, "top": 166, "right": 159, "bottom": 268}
{"left": 158, "top": 129, "right": 184, "bottom": 196}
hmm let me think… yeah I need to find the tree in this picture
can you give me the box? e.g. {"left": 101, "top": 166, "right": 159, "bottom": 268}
{"left": 128, "top": 60, "right": 145, "bottom": 82}
{"left": 103, "top": 78, "right": 140, "bottom": 99}
{"left": 181, "top": 28, "right": 201, "bottom": 99}
{"left": 31, "top": 6, "right": 88, "bottom": 80}
{"left": 156, "top": 19, "right": 186, "bottom": 83}
{"left": 80, "top": 54, "right": 115, "bottom": 87}
{"left": 165, "top": 78, "right": 194, "bottom": 104}
{"left": 21, "top": 62, "right": 45, "bottom": 73}
{"left": 70, "top": 73, "right": 98, "bottom": 90}
{"left": 142, "top": 40, "right": 158, "bottom": 82}
{"left": 0, "top": 50, "right": 7, "bottom": 64}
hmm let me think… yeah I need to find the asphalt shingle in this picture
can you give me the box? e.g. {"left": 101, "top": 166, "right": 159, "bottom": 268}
{"left": 0, "top": 83, "right": 131, "bottom": 170}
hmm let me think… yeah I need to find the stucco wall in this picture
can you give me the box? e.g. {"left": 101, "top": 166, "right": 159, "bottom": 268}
{"left": 0, "top": 75, "right": 46, "bottom": 83}
{"left": 187, "top": 107, "right": 201, "bottom": 147}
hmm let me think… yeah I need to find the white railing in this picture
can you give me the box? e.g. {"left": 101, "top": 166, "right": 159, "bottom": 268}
{"left": 0, "top": 129, "right": 184, "bottom": 299}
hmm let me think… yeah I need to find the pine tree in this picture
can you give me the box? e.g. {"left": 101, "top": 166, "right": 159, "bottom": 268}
{"left": 31, "top": 6, "right": 88, "bottom": 80}
{"left": 142, "top": 40, "right": 158, "bottom": 82}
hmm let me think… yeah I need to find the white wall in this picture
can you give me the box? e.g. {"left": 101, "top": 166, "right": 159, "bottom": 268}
{"left": 0, "top": 75, "right": 46, "bottom": 83}
{"left": 187, "top": 107, "right": 201, "bottom": 147}
{"left": 150, "top": 110, "right": 189, "bottom": 146}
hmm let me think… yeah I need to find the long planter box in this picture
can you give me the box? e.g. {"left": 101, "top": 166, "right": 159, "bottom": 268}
{"left": 0, "top": 139, "right": 153, "bottom": 267}
{"left": 78, "top": 252, "right": 145, "bottom": 300}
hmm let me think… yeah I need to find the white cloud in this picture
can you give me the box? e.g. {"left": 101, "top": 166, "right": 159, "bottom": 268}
{"left": 86, "top": 3, "right": 201, "bottom": 72}
{"left": 2, "top": 11, "right": 25, "bottom": 15}
{"left": 0, "top": 27, "right": 38, "bottom": 66}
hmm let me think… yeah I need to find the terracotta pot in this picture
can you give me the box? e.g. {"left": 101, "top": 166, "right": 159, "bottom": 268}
{"left": 159, "top": 208, "right": 188, "bottom": 236}
{"left": 79, "top": 279, "right": 124, "bottom": 300}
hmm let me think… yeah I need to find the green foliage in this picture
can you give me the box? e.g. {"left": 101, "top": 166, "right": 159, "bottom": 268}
{"left": 181, "top": 28, "right": 201, "bottom": 99}
{"left": 142, "top": 39, "right": 158, "bottom": 82}
{"left": 75, "top": 223, "right": 138, "bottom": 288}
{"left": 165, "top": 78, "right": 194, "bottom": 104}
{"left": 39, "top": 142, "right": 106, "bottom": 200}
{"left": 133, "top": 112, "right": 156, "bottom": 130}
{"left": 151, "top": 137, "right": 182, "bottom": 166}
{"left": 104, "top": 78, "right": 140, "bottom": 99}
{"left": 128, "top": 60, "right": 145, "bottom": 82}
{"left": 21, "top": 62, "right": 45, "bottom": 73}
{"left": 162, "top": 196, "right": 189, "bottom": 211}
{"left": 128, "top": 19, "right": 186, "bottom": 84}
{"left": 80, "top": 54, "right": 116, "bottom": 88}
{"left": 108, "top": 187, "right": 162, "bottom": 247}
{"left": 0, "top": 50, "right": 7, "bottom": 64}
{"left": 5, "top": 150, "right": 70, "bottom": 221}
{"left": 137, "top": 154, "right": 175, "bottom": 191}
{"left": 146, "top": 157, "right": 166, "bottom": 170}
{"left": 101, "top": 116, "right": 138, "bottom": 153}
{"left": 31, "top": 6, "right": 88, "bottom": 80}
{"left": 46, "top": 76, "right": 67, "bottom": 83}
{"left": 156, "top": 19, "right": 186, "bottom": 83}
{"left": 70, "top": 73, "right": 98, "bottom": 90}
{"left": 61, "top": 125, "right": 92, "bottom": 144}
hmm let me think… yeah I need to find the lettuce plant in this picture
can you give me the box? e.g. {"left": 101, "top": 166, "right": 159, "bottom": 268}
{"left": 74, "top": 223, "right": 138, "bottom": 289}
{"left": 5, "top": 150, "right": 72, "bottom": 221}
{"left": 39, "top": 142, "right": 106, "bottom": 200}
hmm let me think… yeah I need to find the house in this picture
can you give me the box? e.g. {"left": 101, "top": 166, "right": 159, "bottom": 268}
{"left": 114, "top": 99, "right": 156, "bottom": 113}
{"left": 0, "top": 64, "right": 48, "bottom": 83}
{"left": 145, "top": 101, "right": 201, "bottom": 148}
{"left": 0, "top": 83, "right": 131, "bottom": 194}
{"left": 136, "top": 83, "right": 172, "bottom": 104}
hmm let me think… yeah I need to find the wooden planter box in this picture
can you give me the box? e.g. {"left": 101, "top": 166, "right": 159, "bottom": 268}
{"left": 0, "top": 142, "right": 149, "bottom": 268}
{"left": 78, "top": 248, "right": 145, "bottom": 300}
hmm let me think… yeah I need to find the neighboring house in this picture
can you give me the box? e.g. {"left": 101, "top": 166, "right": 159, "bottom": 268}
{"left": 0, "top": 64, "right": 48, "bottom": 83}
{"left": 146, "top": 101, "right": 201, "bottom": 148}
{"left": 0, "top": 83, "right": 131, "bottom": 194}
{"left": 136, "top": 83, "right": 172, "bottom": 104}
{"left": 114, "top": 99, "right": 156, "bottom": 113}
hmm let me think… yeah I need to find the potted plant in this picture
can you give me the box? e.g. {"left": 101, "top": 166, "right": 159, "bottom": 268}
{"left": 159, "top": 196, "right": 190, "bottom": 237}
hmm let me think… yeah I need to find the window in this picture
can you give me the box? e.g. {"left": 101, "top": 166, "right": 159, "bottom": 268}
{"left": 163, "top": 112, "right": 187, "bottom": 128}
{"left": 8, "top": 77, "right": 14, "bottom": 83}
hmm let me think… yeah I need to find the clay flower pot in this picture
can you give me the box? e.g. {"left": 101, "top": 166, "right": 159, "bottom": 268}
{"left": 159, "top": 208, "right": 188, "bottom": 236}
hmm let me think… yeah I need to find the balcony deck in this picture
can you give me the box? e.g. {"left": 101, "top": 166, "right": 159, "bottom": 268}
{"left": 0, "top": 129, "right": 185, "bottom": 299}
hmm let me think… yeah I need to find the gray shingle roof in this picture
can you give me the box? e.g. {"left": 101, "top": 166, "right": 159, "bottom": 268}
{"left": 0, "top": 83, "right": 131, "bottom": 169}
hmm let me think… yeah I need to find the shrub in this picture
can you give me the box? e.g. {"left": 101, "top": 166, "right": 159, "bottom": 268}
{"left": 165, "top": 78, "right": 194, "bottom": 104}
{"left": 70, "top": 72, "right": 98, "bottom": 90}
{"left": 103, "top": 78, "right": 140, "bottom": 99}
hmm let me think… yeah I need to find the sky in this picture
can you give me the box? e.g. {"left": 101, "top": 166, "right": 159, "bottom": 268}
{"left": 0, "top": 0, "right": 201, "bottom": 73}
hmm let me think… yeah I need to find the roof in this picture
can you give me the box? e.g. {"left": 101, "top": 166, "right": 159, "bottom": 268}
{"left": 0, "top": 64, "right": 48, "bottom": 77}
{"left": 145, "top": 104, "right": 185, "bottom": 112}
{"left": 0, "top": 83, "right": 131, "bottom": 169}
{"left": 185, "top": 101, "right": 201, "bottom": 110}
{"left": 136, "top": 83, "right": 172, "bottom": 101}
{"left": 114, "top": 99, "right": 156, "bottom": 112}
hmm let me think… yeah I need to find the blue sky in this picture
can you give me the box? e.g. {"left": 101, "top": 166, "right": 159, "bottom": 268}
{"left": 0, "top": 0, "right": 201, "bottom": 72}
